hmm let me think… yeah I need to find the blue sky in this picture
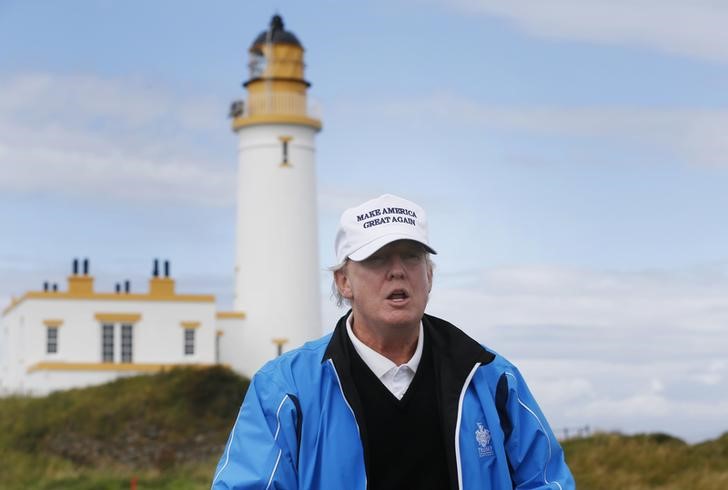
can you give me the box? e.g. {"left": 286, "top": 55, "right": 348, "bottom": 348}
{"left": 2, "top": 0, "right": 728, "bottom": 442}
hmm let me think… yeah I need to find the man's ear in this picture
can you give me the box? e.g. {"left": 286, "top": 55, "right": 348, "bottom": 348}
{"left": 334, "top": 268, "right": 354, "bottom": 299}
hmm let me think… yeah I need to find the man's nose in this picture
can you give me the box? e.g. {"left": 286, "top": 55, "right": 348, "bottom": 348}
{"left": 387, "top": 255, "right": 406, "bottom": 279}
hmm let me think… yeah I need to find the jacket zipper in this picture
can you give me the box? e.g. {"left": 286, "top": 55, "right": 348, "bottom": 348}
{"left": 328, "top": 358, "right": 368, "bottom": 489}
{"left": 454, "top": 362, "right": 482, "bottom": 490}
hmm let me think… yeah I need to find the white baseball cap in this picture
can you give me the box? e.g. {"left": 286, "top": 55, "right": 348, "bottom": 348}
{"left": 333, "top": 194, "right": 436, "bottom": 266}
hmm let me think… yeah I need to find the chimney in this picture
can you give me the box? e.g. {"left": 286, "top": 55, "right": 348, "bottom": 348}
{"left": 43, "top": 281, "right": 49, "bottom": 292}
{"left": 115, "top": 283, "right": 121, "bottom": 294}
{"left": 67, "top": 258, "right": 94, "bottom": 294}
{"left": 124, "top": 280, "right": 130, "bottom": 294}
{"left": 52, "top": 283, "right": 58, "bottom": 292}
{"left": 149, "top": 258, "right": 175, "bottom": 296}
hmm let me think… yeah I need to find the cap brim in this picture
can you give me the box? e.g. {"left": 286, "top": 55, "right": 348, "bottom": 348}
{"left": 348, "top": 234, "right": 437, "bottom": 262}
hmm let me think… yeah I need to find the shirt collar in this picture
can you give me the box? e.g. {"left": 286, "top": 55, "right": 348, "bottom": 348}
{"left": 345, "top": 312, "right": 424, "bottom": 379}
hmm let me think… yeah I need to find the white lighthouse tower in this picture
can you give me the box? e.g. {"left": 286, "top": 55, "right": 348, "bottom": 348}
{"left": 228, "top": 15, "right": 322, "bottom": 377}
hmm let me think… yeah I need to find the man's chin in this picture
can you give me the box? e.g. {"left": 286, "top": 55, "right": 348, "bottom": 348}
{"left": 380, "top": 309, "right": 423, "bottom": 328}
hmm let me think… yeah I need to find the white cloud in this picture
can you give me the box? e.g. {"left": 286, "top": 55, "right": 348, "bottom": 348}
{"left": 0, "top": 73, "right": 235, "bottom": 206}
{"left": 429, "top": 263, "right": 728, "bottom": 336}
{"left": 508, "top": 358, "right": 728, "bottom": 442}
{"left": 433, "top": 0, "right": 728, "bottom": 63}
{"left": 0, "top": 73, "right": 222, "bottom": 131}
{"left": 691, "top": 360, "right": 727, "bottom": 386}
{"left": 365, "top": 92, "right": 728, "bottom": 167}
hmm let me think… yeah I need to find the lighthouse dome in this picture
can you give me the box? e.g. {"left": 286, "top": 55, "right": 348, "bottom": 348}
{"left": 251, "top": 15, "right": 302, "bottom": 49}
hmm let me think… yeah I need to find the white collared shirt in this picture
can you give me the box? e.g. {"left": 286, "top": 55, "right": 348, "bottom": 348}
{"left": 345, "top": 313, "right": 423, "bottom": 400}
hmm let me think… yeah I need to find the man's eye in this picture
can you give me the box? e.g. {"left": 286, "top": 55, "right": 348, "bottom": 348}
{"left": 365, "top": 256, "right": 386, "bottom": 265}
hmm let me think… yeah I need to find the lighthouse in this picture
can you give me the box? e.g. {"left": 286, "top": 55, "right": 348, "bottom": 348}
{"left": 228, "top": 15, "right": 322, "bottom": 376}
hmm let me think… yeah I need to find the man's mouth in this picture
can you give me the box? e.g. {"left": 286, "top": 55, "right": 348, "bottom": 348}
{"left": 387, "top": 289, "right": 409, "bottom": 301}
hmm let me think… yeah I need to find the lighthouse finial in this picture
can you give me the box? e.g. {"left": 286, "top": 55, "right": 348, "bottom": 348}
{"left": 271, "top": 14, "right": 283, "bottom": 31}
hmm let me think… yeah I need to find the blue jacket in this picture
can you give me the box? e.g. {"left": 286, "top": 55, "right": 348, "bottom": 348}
{"left": 212, "top": 314, "right": 575, "bottom": 489}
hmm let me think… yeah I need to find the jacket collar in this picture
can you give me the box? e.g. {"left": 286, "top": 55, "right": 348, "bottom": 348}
{"left": 322, "top": 310, "right": 354, "bottom": 366}
{"left": 322, "top": 311, "right": 494, "bottom": 369}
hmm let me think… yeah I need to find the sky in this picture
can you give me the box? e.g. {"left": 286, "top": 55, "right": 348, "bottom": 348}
{"left": 2, "top": 0, "right": 728, "bottom": 443}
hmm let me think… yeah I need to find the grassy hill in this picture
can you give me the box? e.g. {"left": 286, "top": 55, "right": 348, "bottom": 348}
{"left": 563, "top": 431, "right": 728, "bottom": 489}
{"left": 0, "top": 366, "right": 248, "bottom": 489}
{"left": 1, "top": 367, "right": 726, "bottom": 489}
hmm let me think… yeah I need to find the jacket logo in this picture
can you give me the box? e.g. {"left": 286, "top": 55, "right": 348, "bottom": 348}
{"left": 475, "top": 422, "right": 494, "bottom": 457}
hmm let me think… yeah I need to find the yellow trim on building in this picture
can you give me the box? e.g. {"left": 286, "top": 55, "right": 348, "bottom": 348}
{"left": 2, "top": 297, "right": 20, "bottom": 316}
{"left": 216, "top": 311, "right": 246, "bottom": 320}
{"left": 94, "top": 313, "right": 142, "bottom": 323}
{"left": 2, "top": 291, "right": 216, "bottom": 317}
{"left": 2, "top": 302, "right": 15, "bottom": 316}
{"left": 247, "top": 79, "right": 308, "bottom": 95}
{"left": 149, "top": 277, "right": 175, "bottom": 296}
{"left": 43, "top": 319, "right": 64, "bottom": 328}
{"left": 232, "top": 114, "right": 322, "bottom": 131}
{"left": 27, "top": 361, "right": 219, "bottom": 373}
{"left": 67, "top": 275, "right": 95, "bottom": 294}
{"left": 180, "top": 321, "right": 201, "bottom": 329}
{"left": 238, "top": 91, "right": 313, "bottom": 119}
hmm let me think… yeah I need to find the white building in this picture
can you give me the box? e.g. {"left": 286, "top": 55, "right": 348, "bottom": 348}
{"left": 0, "top": 15, "right": 322, "bottom": 395}
{"left": 0, "top": 259, "right": 245, "bottom": 395}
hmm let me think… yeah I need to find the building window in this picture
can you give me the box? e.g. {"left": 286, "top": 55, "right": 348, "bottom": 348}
{"left": 121, "top": 324, "right": 133, "bottom": 363}
{"left": 184, "top": 328, "right": 195, "bottom": 355}
{"left": 46, "top": 327, "right": 58, "bottom": 354}
{"left": 102, "top": 324, "right": 114, "bottom": 362}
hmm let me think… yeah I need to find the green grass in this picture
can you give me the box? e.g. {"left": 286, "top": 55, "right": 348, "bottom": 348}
{"left": 563, "top": 431, "right": 728, "bottom": 489}
{"left": 0, "top": 366, "right": 248, "bottom": 489}
{"left": 1, "top": 367, "right": 726, "bottom": 489}
{"left": 0, "top": 450, "right": 218, "bottom": 490}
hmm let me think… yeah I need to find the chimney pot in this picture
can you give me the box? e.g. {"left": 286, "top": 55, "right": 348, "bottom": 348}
{"left": 153, "top": 259, "right": 159, "bottom": 278}
{"left": 124, "top": 280, "right": 130, "bottom": 293}
{"left": 164, "top": 260, "right": 170, "bottom": 278}
{"left": 52, "top": 283, "right": 58, "bottom": 292}
{"left": 72, "top": 259, "right": 78, "bottom": 275}
{"left": 43, "top": 281, "right": 49, "bottom": 292}
{"left": 83, "top": 258, "right": 89, "bottom": 275}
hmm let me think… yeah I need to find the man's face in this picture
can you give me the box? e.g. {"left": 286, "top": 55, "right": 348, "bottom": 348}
{"left": 335, "top": 240, "right": 433, "bottom": 332}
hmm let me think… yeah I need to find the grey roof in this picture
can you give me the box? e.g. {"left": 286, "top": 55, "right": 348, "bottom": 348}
{"left": 251, "top": 15, "right": 302, "bottom": 48}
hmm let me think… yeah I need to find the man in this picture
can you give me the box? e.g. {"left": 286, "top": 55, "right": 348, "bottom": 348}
{"left": 212, "top": 194, "right": 574, "bottom": 489}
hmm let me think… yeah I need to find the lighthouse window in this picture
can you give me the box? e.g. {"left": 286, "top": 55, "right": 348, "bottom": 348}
{"left": 278, "top": 135, "right": 293, "bottom": 167}
{"left": 249, "top": 51, "right": 266, "bottom": 78}
{"left": 184, "top": 328, "right": 195, "bottom": 356}
{"left": 102, "top": 324, "right": 114, "bottom": 362}
{"left": 46, "top": 327, "right": 58, "bottom": 354}
{"left": 121, "top": 324, "right": 133, "bottom": 363}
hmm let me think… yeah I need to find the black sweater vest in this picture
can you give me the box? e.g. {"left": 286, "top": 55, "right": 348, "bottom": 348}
{"left": 348, "top": 333, "right": 451, "bottom": 490}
